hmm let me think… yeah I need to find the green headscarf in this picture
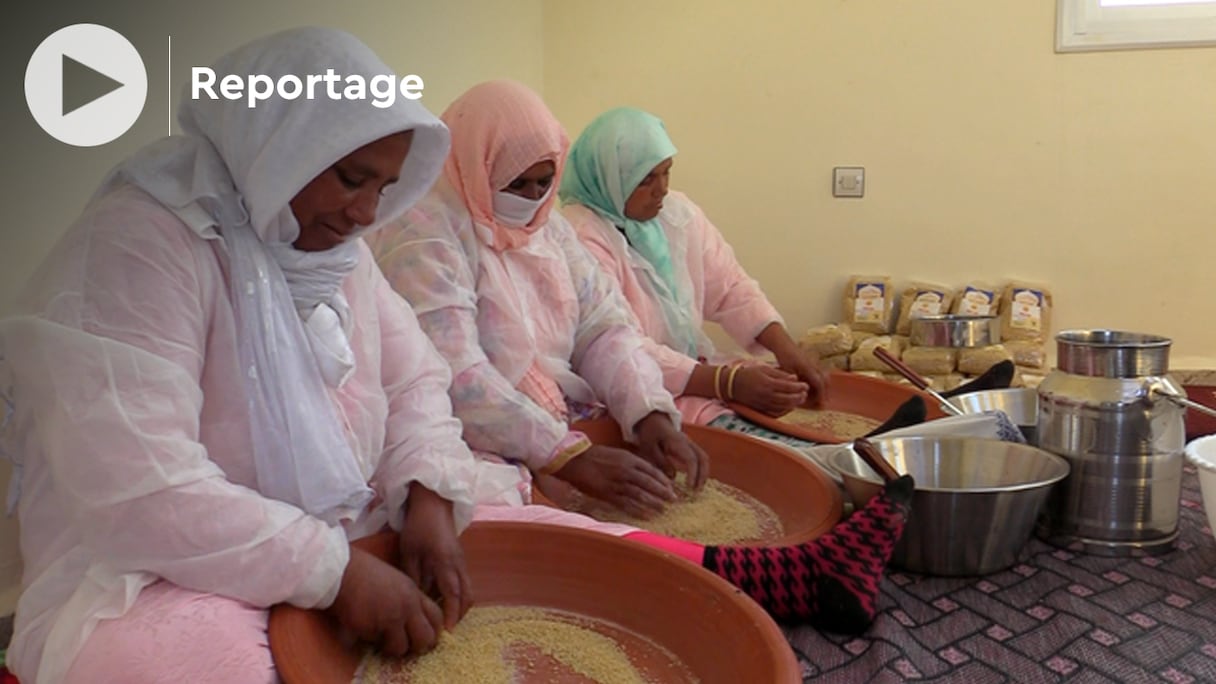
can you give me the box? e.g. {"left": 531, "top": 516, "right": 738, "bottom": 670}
{"left": 561, "top": 108, "right": 699, "bottom": 356}
{"left": 560, "top": 108, "right": 678, "bottom": 290}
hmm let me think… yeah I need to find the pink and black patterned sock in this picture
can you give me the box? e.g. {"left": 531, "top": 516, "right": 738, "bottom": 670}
{"left": 703, "top": 474, "right": 914, "bottom": 634}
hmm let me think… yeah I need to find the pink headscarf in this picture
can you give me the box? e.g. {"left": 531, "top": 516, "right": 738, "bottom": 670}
{"left": 441, "top": 80, "right": 570, "bottom": 252}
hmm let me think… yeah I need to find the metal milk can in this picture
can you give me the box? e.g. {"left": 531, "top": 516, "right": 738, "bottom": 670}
{"left": 1036, "top": 330, "right": 1186, "bottom": 556}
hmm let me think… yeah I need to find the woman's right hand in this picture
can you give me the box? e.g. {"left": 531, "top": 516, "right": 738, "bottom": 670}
{"left": 328, "top": 546, "right": 446, "bottom": 657}
{"left": 553, "top": 444, "right": 676, "bottom": 518}
{"left": 731, "top": 364, "right": 810, "bottom": 417}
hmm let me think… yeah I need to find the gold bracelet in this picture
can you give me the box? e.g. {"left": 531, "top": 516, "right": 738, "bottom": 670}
{"left": 539, "top": 434, "right": 593, "bottom": 475}
{"left": 726, "top": 363, "right": 743, "bottom": 401}
{"left": 712, "top": 364, "right": 725, "bottom": 400}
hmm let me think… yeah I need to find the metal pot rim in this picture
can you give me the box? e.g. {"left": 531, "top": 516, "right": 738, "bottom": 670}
{"left": 828, "top": 439, "right": 1070, "bottom": 493}
{"left": 840, "top": 471, "right": 1065, "bottom": 494}
{"left": 910, "top": 315, "right": 1000, "bottom": 348}
{"left": 1056, "top": 329, "right": 1172, "bottom": 349}
{"left": 917, "top": 314, "right": 998, "bottom": 323}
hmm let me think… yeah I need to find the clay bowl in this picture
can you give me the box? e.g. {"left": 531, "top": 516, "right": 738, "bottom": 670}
{"left": 571, "top": 417, "right": 843, "bottom": 545}
{"left": 269, "top": 522, "right": 800, "bottom": 683}
{"left": 729, "top": 370, "right": 949, "bottom": 444}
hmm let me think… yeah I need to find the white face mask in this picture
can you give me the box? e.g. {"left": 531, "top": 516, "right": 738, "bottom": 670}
{"left": 492, "top": 186, "right": 551, "bottom": 228}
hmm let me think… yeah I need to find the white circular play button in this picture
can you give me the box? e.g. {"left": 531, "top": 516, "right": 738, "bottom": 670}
{"left": 24, "top": 23, "right": 148, "bottom": 147}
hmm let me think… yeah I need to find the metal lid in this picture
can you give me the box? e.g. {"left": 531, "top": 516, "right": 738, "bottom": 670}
{"left": 1056, "top": 329, "right": 1171, "bottom": 378}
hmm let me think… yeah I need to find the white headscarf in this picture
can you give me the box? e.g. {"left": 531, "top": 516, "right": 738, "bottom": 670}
{"left": 91, "top": 27, "right": 450, "bottom": 524}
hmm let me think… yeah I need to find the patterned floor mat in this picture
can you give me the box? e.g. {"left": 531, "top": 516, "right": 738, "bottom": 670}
{"left": 785, "top": 465, "right": 1216, "bottom": 682}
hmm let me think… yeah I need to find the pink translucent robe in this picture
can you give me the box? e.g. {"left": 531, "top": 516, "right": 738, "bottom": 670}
{"left": 1, "top": 186, "right": 522, "bottom": 684}
{"left": 368, "top": 179, "right": 680, "bottom": 474}
{"left": 565, "top": 191, "right": 782, "bottom": 425}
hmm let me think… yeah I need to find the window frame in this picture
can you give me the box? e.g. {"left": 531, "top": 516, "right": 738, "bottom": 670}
{"left": 1056, "top": 0, "right": 1216, "bottom": 52}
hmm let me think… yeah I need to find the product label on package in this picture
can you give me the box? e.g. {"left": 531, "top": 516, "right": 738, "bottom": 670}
{"left": 1009, "top": 288, "right": 1044, "bottom": 331}
{"left": 909, "top": 290, "right": 945, "bottom": 319}
{"left": 853, "top": 283, "right": 886, "bottom": 323}
{"left": 957, "top": 286, "right": 995, "bottom": 316}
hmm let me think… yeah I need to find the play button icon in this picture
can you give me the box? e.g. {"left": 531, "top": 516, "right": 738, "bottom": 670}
{"left": 25, "top": 24, "right": 147, "bottom": 147}
{"left": 62, "top": 54, "right": 126, "bottom": 117}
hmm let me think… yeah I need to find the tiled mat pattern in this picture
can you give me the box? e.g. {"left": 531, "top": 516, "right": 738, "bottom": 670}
{"left": 786, "top": 466, "right": 1216, "bottom": 682}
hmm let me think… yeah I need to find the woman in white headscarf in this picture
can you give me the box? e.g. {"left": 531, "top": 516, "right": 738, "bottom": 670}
{"left": 0, "top": 28, "right": 522, "bottom": 684}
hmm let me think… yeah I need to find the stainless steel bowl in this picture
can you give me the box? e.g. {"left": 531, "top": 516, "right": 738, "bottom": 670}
{"left": 949, "top": 388, "right": 1039, "bottom": 445}
{"left": 829, "top": 436, "right": 1070, "bottom": 576}
{"left": 910, "top": 315, "right": 1001, "bottom": 348}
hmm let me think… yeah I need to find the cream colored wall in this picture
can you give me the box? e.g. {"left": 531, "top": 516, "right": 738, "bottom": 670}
{"left": 0, "top": 0, "right": 545, "bottom": 617}
{"left": 543, "top": 0, "right": 1216, "bottom": 369}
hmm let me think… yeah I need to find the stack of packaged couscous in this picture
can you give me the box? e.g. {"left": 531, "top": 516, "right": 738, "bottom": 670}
{"left": 799, "top": 276, "right": 1053, "bottom": 390}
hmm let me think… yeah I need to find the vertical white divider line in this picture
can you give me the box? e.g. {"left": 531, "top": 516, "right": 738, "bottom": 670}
{"left": 167, "top": 35, "right": 172, "bottom": 135}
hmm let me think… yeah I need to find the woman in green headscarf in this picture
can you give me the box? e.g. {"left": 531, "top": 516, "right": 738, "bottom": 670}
{"left": 560, "top": 107, "right": 830, "bottom": 430}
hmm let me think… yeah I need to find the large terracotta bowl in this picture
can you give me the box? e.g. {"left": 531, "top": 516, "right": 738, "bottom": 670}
{"left": 730, "top": 370, "right": 949, "bottom": 443}
{"left": 571, "top": 417, "right": 843, "bottom": 545}
{"left": 269, "top": 523, "right": 801, "bottom": 683}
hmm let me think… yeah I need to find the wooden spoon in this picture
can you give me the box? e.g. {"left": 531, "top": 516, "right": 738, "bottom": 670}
{"left": 872, "top": 347, "right": 965, "bottom": 417}
{"left": 851, "top": 437, "right": 902, "bottom": 483}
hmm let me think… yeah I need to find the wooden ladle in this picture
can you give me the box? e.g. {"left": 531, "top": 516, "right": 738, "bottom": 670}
{"left": 872, "top": 347, "right": 965, "bottom": 417}
{"left": 851, "top": 437, "right": 902, "bottom": 483}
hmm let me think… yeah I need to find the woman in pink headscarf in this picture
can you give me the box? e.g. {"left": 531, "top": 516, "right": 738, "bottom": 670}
{"left": 370, "top": 80, "right": 711, "bottom": 518}
{"left": 369, "top": 80, "right": 915, "bottom": 636}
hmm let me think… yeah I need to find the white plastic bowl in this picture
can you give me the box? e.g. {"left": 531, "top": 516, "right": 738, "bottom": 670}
{"left": 1185, "top": 434, "right": 1216, "bottom": 537}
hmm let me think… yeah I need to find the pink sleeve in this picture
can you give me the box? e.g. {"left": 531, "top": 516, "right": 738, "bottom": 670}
{"left": 574, "top": 215, "right": 697, "bottom": 396}
{"left": 372, "top": 216, "right": 574, "bottom": 472}
{"left": 577, "top": 326, "right": 683, "bottom": 435}
{"left": 695, "top": 205, "right": 782, "bottom": 353}
{"left": 558, "top": 222, "right": 681, "bottom": 436}
{"left": 9, "top": 212, "right": 347, "bottom": 610}
{"left": 644, "top": 333, "right": 698, "bottom": 395}
{"left": 371, "top": 264, "right": 522, "bottom": 530}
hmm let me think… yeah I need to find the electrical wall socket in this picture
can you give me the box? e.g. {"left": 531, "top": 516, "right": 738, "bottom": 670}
{"left": 833, "top": 166, "right": 864, "bottom": 198}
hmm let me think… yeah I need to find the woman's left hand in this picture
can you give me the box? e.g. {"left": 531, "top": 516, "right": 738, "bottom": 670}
{"left": 399, "top": 482, "right": 471, "bottom": 630}
{"left": 634, "top": 412, "right": 709, "bottom": 490}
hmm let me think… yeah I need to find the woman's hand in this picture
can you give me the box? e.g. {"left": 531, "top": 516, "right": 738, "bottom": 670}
{"left": 328, "top": 546, "right": 445, "bottom": 657}
{"left": 399, "top": 482, "right": 471, "bottom": 630}
{"left": 634, "top": 412, "right": 709, "bottom": 490}
{"left": 757, "top": 322, "right": 831, "bottom": 409}
{"left": 773, "top": 348, "right": 829, "bottom": 409}
{"left": 729, "top": 364, "right": 809, "bottom": 416}
{"left": 553, "top": 444, "right": 676, "bottom": 518}
{"left": 531, "top": 471, "right": 587, "bottom": 510}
